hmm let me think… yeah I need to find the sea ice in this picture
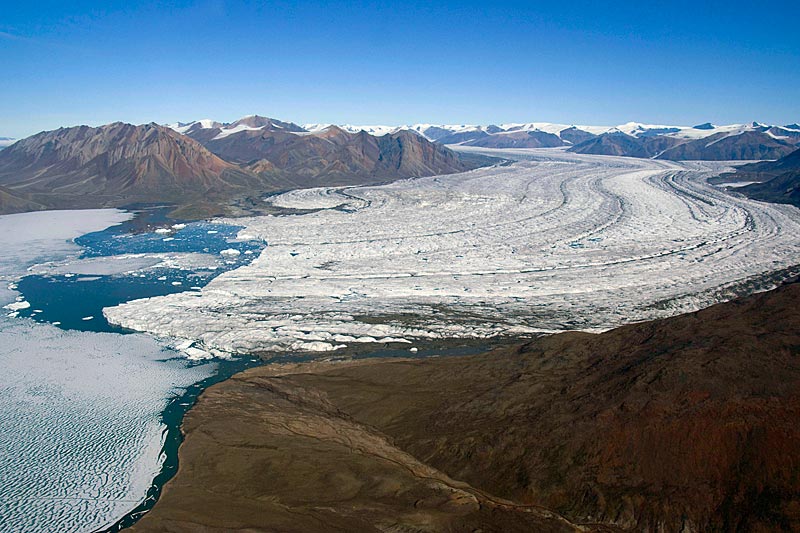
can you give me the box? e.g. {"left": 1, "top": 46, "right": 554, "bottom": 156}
{"left": 0, "top": 209, "right": 216, "bottom": 533}
{"left": 3, "top": 300, "right": 30, "bottom": 311}
{"left": 0, "top": 319, "right": 211, "bottom": 533}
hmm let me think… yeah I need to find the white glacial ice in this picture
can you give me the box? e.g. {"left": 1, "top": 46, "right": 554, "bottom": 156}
{"left": 104, "top": 149, "right": 800, "bottom": 354}
{"left": 27, "top": 252, "right": 224, "bottom": 278}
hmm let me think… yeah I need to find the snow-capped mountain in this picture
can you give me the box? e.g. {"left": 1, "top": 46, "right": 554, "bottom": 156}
{"left": 161, "top": 115, "right": 477, "bottom": 193}
{"left": 166, "top": 116, "right": 800, "bottom": 160}
{"left": 167, "top": 115, "right": 304, "bottom": 141}
{"left": 314, "top": 121, "right": 798, "bottom": 144}
{"left": 336, "top": 121, "right": 800, "bottom": 160}
{"left": 568, "top": 122, "right": 800, "bottom": 160}
{"left": 165, "top": 119, "right": 222, "bottom": 134}
{"left": 0, "top": 117, "right": 479, "bottom": 216}
{"left": 0, "top": 137, "right": 16, "bottom": 149}
{"left": 303, "top": 124, "right": 405, "bottom": 137}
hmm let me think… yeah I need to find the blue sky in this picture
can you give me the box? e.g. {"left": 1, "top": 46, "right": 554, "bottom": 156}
{"left": 1, "top": 0, "right": 799, "bottom": 138}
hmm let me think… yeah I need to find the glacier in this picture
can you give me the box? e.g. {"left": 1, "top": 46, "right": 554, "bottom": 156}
{"left": 103, "top": 149, "right": 800, "bottom": 355}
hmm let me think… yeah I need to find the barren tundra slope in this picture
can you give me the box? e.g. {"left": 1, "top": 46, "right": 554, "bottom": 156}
{"left": 105, "top": 148, "right": 800, "bottom": 357}
{"left": 183, "top": 119, "right": 472, "bottom": 187}
{"left": 131, "top": 283, "right": 800, "bottom": 532}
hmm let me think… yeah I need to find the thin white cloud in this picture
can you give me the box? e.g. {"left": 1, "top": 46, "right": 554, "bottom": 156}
{"left": 0, "top": 30, "right": 35, "bottom": 42}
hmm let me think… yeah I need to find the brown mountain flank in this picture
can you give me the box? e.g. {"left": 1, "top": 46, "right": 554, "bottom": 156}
{"left": 0, "top": 122, "right": 262, "bottom": 215}
{"left": 569, "top": 129, "right": 798, "bottom": 161}
{"left": 131, "top": 282, "right": 800, "bottom": 532}
{"left": 191, "top": 124, "right": 471, "bottom": 188}
{"left": 0, "top": 120, "right": 479, "bottom": 217}
{"left": 712, "top": 148, "right": 800, "bottom": 208}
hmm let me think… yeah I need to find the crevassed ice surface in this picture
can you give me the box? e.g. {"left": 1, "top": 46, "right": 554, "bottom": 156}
{"left": 0, "top": 210, "right": 213, "bottom": 533}
{"left": 105, "top": 149, "right": 800, "bottom": 354}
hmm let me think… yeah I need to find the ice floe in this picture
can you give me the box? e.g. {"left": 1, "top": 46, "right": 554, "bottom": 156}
{"left": 4, "top": 300, "right": 31, "bottom": 311}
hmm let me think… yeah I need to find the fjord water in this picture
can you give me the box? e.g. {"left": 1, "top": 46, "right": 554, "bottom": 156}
{"left": 15, "top": 208, "right": 264, "bottom": 332}
{"left": 0, "top": 209, "right": 264, "bottom": 533}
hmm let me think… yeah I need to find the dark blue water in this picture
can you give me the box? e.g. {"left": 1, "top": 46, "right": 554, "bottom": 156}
{"left": 16, "top": 275, "right": 198, "bottom": 332}
{"left": 15, "top": 207, "right": 265, "bottom": 332}
{"left": 76, "top": 213, "right": 259, "bottom": 258}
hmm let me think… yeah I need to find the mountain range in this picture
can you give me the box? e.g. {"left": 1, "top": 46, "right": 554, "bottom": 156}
{"left": 2, "top": 116, "right": 799, "bottom": 217}
{"left": 171, "top": 116, "right": 469, "bottom": 187}
{"left": 0, "top": 117, "right": 479, "bottom": 217}
{"left": 307, "top": 121, "right": 800, "bottom": 160}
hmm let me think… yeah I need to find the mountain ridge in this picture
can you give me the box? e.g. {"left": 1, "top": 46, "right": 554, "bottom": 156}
{"left": 0, "top": 122, "right": 261, "bottom": 215}
{"left": 284, "top": 120, "right": 800, "bottom": 160}
{"left": 177, "top": 120, "right": 472, "bottom": 189}
{"left": 714, "top": 148, "right": 800, "bottom": 207}
{"left": 0, "top": 118, "right": 478, "bottom": 217}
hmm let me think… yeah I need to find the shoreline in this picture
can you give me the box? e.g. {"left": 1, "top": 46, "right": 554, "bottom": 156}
{"left": 95, "top": 355, "right": 265, "bottom": 533}
{"left": 94, "top": 262, "right": 800, "bottom": 531}
{"left": 98, "top": 337, "right": 502, "bottom": 532}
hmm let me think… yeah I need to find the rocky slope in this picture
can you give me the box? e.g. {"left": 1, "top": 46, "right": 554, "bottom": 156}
{"left": 129, "top": 357, "right": 587, "bottom": 533}
{"left": 461, "top": 129, "right": 566, "bottom": 148}
{"left": 712, "top": 148, "right": 800, "bottom": 207}
{"left": 735, "top": 146, "right": 800, "bottom": 176}
{"left": 322, "top": 121, "right": 800, "bottom": 159}
{"left": 656, "top": 129, "right": 798, "bottom": 160}
{"left": 0, "top": 186, "right": 44, "bottom": 214}
{"left": 739, "top": 168, "right": 800, "bottom": 207}
{"left": 569, "top": 124, "right": 800, "bottom": 161}
{"left": 131, "top": 282, "right": 800, "bottom": 532}
{"left": 565, "top": 131, "right": 683, "bottom": 158}
{"left": 182, "top": 120, "right": 473, "bottom": 188}
{"left": 0, "top": 122, "right": 263, "bottom": 216}
{"left": 0, "top": 118, "right": 478, "bottom": 216}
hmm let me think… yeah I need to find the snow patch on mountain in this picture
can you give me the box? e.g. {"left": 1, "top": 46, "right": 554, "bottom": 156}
{"left": 165, "top": 119, "right": 218, "bottom": 134}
